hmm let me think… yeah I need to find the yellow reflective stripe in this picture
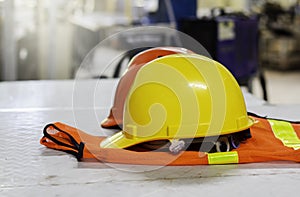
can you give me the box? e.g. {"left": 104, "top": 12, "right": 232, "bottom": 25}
{"left": 268, "top": 119, "right": 300, "bottom": 150}
{"left": 207, "top": 151, "right": 239, "bottom": 165}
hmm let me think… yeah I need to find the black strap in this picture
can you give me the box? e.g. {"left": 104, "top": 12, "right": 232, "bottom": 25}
{"left": 43, "top": 124, "right": 85, "bottom": 161}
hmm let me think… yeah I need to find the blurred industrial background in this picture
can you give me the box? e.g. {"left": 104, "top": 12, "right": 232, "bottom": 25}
{"left": 1, "top": 0, "right": 300, "bottom": 103}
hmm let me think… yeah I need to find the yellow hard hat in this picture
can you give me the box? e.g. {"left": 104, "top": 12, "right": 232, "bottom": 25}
{"left": 100, "top": 54, "right": 254, "bottom": 149}
{"left": 101, "top": 47, "right": 194, "bottom": 129}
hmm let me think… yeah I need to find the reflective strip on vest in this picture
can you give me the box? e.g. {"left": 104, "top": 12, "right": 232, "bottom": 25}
{"left": 268, "top": 119, "right": 300, "bottom": 150}
{"left": 207, "top": 151, "right": 239, "bottom": 164}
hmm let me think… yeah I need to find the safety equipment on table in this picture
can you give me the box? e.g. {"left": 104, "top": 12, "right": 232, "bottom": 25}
{"left": 100, "top": 54, "right": 254, "bottom": 152}
{"left": 101, "top": 47, "right": 193, "bottom": 129}
{"left": 40, "top": 51, "right": 300, "bottom": 165}
{"left": 40, "top": 114, "right": 300, "bottom": 165}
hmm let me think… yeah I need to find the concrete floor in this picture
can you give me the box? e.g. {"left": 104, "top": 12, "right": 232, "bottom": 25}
{"left": 252, "top": 69, "right": 300, "bottom": 104}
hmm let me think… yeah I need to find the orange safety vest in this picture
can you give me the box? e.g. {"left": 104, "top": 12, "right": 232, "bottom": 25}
{"left": 40, "top": 114, "right": 300, "bottom": 165}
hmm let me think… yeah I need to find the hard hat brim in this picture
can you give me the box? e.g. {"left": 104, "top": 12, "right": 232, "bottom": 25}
{"left": 101, "top": 117, "right": 119, "bottom": 129}
{"left": 100, "top": 117, "right": 256, "bottom": 149}
{"left": 100, "top": 131, "right": 138, "bottom": 149}
{"left": 100, "top": 109, "right": 122, "bottom": 129}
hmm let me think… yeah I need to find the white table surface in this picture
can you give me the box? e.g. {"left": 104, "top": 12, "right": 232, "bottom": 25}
{"left": 1, "top": 79, "right": 300, "bottom": 197}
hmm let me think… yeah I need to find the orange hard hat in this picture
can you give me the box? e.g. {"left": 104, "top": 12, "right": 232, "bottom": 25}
{"left": 101, "top": 47, "right": 194, "bottom": 129}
